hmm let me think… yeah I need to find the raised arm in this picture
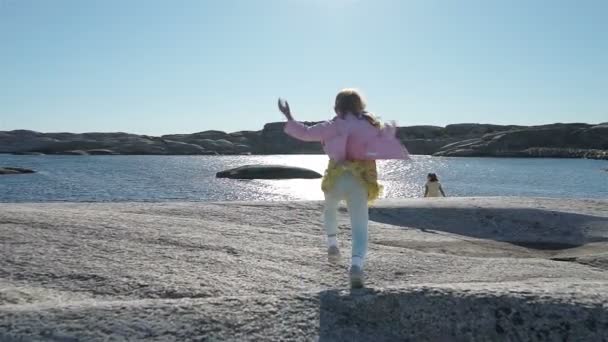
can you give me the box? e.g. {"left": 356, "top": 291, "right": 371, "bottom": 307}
{"left": 284, "top": 120, "right": 339, "bottom": 142}
{"left": 278, "top": 98, "right": 340, "bottom": 142}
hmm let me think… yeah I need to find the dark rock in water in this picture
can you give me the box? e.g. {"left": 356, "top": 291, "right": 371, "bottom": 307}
{"left": 12, "top": 151, "right": 45, "bottom": 155}
{"left": 216, "top": 165, "right": 322, "bottom": 179}
{"left": 0, "top": 167, "right": 36, "bottom": 175}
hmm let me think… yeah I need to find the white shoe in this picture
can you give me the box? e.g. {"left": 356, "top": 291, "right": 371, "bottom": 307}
{"left": 350, "top": 265, "right": 364, "bottom": 289}
{"left": 327, "top": 245, "right": 341, "bottom": 264}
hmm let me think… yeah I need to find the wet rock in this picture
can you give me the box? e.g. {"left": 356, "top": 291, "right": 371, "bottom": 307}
{"left": 216, "top": 165, "right": 322, "bottom": 179}
{"left": 12, "top": 152, "right": 45, "bottom": 155}
{"left": 0, "top": 167, "right": 36, "bottom": 175}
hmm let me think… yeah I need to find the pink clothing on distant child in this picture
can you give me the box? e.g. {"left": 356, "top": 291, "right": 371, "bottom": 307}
{"left": 284, "top": 113, "right": 410, "bottom": 161}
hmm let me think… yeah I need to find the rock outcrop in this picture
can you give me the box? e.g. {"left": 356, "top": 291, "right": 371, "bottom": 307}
{"left": 0, "top": 197, "right": 607, "bottom": 340}
{"left": 87, "top": 149, "right": 118, "bottom": 155}
{"left": 0, "top": 167, "right": 35, "bottom": 175}
{"left": 2, "top": 122, "right": 606, "bottom": 159}
{"left": 434, "top": 124, "right": 608, "bottom": 159}
{"left": 257, "top": 122, "right": 323, "bottom": 154}
{"left": 0, "top": 131, "right": 213, "bottom": 155}
{"left": 162, "top": 130, "right": 261, "bottom": 155}
{"left": 216, "top": 165, "right": 322, "bottom": 179}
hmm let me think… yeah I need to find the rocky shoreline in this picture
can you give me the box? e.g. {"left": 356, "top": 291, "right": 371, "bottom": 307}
{"left": 1, "top": 122, "right": 607, "bottom": 159}
{"left": 1, "top": 197, "right": 607, "bottom": 340}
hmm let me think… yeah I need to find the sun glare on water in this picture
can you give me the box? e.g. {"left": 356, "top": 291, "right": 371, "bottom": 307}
{"left": 247, "top": 155, "right": 419, "bottom": 201}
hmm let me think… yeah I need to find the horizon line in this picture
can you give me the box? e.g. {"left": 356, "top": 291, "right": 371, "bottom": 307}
{"left": 2, "top": 121, "right": 604, "bottom": 136}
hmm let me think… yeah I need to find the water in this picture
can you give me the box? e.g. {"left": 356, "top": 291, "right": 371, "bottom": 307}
{"left": 0, "top": 154, "right": 606, "bottom": 202}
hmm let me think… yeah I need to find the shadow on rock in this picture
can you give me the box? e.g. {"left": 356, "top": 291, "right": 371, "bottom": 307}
{"left": 369, "top": 206, "right": 608, "bottom": 250}
{"left": 318, "top": 287, "right": 607, "bottom": 341}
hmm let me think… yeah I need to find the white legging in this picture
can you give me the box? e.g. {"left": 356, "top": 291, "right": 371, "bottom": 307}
{"left": 323, "top": 172, "right": 369, "bottom": 265}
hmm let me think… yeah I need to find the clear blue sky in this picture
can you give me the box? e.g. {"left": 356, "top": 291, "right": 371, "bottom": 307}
{"left": 1, "top": 0, "right": 606, "bottom": 135}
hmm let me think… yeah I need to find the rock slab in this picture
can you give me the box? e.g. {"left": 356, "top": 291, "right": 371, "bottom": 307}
{"left": 0, "top": 197, "right": 607, "bottom": 340}
{"left": 216, "top": 164, "right": 322, "bottom": 179}
{"left": 0, "top": 167, "right": 35, "bottom": 175}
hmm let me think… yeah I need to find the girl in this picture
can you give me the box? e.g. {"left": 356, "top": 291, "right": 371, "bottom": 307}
{"left": 424, "top": 173, "right": 446, "bottom": 197}
{"left": 277, "top": 89, "right": 409, "bottom": 288}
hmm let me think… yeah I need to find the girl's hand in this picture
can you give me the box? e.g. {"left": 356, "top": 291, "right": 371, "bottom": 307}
{"left": 278, "top": 98, "right": 294, "bottom": 121}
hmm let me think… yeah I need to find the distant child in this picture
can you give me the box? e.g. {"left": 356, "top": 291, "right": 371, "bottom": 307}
{"left": 278, "top": 89, "right": 409, "bottom": 288}
{"left": 424, "top": 173, "right": 446, "bottom": 197}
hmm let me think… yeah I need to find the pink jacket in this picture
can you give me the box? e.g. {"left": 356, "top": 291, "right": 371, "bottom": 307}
{"left": 284, "top": 113, "right": 410, "bottom": 161}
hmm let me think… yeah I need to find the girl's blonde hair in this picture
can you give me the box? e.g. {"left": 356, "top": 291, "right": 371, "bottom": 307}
{"left": 334, "top": 88, "right": 381, "bottom": 129}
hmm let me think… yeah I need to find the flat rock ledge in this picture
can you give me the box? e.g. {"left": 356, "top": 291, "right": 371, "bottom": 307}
{"left": 216, "top": 164, "right": 322, "bottom": 179}
{"left": 1, "top": 284, "right": 606, "bottom": 341}
{"left": 1, "top": 197, "right": 607, "bottom": 341}
{"left": 0, "top": 167, "right": 35, "bottom": 175}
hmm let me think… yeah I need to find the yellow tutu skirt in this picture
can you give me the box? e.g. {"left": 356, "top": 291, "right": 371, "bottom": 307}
{"left": 321, "top": 160, "right": 382, "bottom": 202}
